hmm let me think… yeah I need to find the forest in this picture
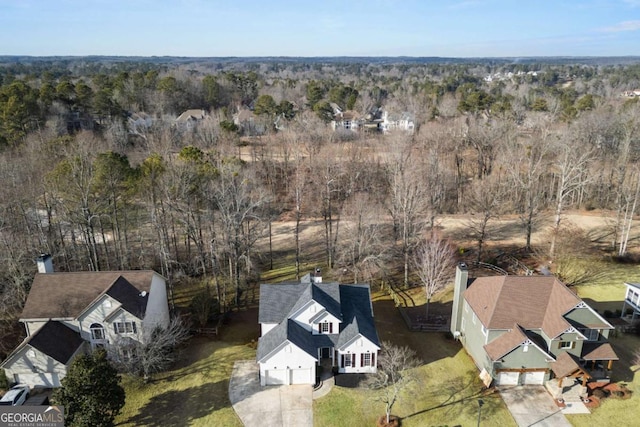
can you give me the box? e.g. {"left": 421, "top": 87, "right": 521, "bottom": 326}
{"left": 2, "top": 56, "right": 640, "bottom": 358}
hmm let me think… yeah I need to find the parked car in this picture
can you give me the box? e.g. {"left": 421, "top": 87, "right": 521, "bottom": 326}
{"left": 0, "top": 385, "right": 30, "bottom": 406}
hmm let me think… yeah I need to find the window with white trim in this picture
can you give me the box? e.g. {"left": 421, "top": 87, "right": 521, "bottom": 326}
{"left": 113, "top": 321, "right": 137, "bottom": 334}
{"left": 481, "top": 325, "right": 488, "bottom": 336}
{"left": 362, "top": 353, "right": 372, "bottom": 367}
{"left": 559, "top": 341, "right": 574, "bottom": 349}
{"left": 320, "top": 322, "right": 330, "bottom": 333}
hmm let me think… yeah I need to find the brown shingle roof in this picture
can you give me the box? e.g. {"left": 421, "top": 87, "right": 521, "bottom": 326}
{"left": 21, "top": 271, "right": 155, "bottom": 320}
{"left": 464, "top": 276, "right": 581, "bottom": 338}
{"left": 550, "top": 351, "right": 584, "bottom": 378}
{"left": 484, "top": 324, "right": 528, "bottom": 361}
{"left": 582, "top": 342, "right": 619, "bottom": 361}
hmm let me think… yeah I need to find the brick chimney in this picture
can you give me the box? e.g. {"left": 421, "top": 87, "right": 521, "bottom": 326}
{"left": 36, "top": 253, "right": 54, "bottom": 274}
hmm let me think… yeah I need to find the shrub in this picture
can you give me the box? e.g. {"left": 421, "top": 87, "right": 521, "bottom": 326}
{"left": 592, "top": 388, "right": 609, "bottom": 399}
{"left": 0, "top": 369, "right": 8, "bottom": 390}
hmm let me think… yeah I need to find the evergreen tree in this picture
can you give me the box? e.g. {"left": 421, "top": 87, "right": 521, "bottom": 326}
{"left": 52, "top": 350, "right": 125, "bottom": 427}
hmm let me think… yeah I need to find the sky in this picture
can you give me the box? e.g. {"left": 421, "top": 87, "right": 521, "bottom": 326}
{"left": 1, "top": 0, "right": 640, "bottom": 57}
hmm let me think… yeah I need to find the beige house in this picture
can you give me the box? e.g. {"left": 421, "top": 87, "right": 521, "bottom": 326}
{"left": 1, "top": 255, "right": 170, "bottom": 388}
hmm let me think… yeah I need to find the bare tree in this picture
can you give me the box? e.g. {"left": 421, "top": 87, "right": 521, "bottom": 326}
{"left": 466, "top": 176, "right": 504, "bottom": 263}
{"left": 336, "top": 193, "right": 388, "bottom": 284}
{"left": 110, "top": 317, "right": 190, "bottom": 381}
{"left": 549, "top": 136, "right": 595, "bottom": 259}
{"left": 413, "top": 232, "right": 455, "bottom": 321}
{"left": 367, "top": 341, "right": 420, "bottom": 425}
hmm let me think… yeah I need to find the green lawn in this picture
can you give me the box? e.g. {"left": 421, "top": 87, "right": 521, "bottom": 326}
{"left": 115, "top": 309, "right": 258, "bottom": 427}
{"left": 314, "top": 297, "right": 516, "bottom": 427}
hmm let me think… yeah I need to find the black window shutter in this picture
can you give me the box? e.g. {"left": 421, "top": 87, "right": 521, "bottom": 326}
{"left": 372, "top": 353, "right": 375, "bottom": 366}
{"left": 351, "top": 354, "right": 356, "bottom": 367}
{"left": 341, "top": 354, "right": 345, "bottom": 367}
{"left": 361, "top": 353, "right": 364, "bottom": 367}
{"left": 329, "top": 323, "right": 333, "bottom": 333}
{"left": 113, "top": 323, "right": 118, "bottom": 334}
{"left": 132, "top": 322, "right": 137, "bottom": 333}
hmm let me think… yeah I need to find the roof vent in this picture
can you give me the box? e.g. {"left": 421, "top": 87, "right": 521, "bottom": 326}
{"left": 140, "top": 291, "right": 147, "bottom": 297}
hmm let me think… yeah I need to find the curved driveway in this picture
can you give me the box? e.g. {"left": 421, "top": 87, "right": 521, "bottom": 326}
{"left": 229, "top": 360, "right": 313, "bottom": 427}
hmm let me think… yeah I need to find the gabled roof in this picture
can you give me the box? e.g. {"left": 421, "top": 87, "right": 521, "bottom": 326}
{"left": 582, "top": 342, "right": 618, "bottom": 361}
{"left": 258, "top": 282, "right": 342, "bottom": 324}
{"left": 336, "top": 284, "right": 379, "bottom": 348}
{"left": 257, "top": 319, "right": 319, "bottom": 361}
{"left": 176, "top": 109, "right": 207, "bottom": 122}
{"left": 464, "top": 276, "right": 582, "bottom": 338}
{"left": 1, "top": 321, "right": 84, "bottom": 368}
{"left": 105, "top": 276, "right": 149, "bottom": 318}
{"left": 484, "top": 325, "right": 529, "bottom": 361}
{"left": 21, "top": 271, "right": 156, "bottom": 320}
{"left": 551, "top": 351, "right": 584, "bottom": 378}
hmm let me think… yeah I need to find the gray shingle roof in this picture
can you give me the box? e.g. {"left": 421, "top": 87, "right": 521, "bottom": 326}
{"left": 106, "top": 276, "right": 149, "bottom": 319}
{"left": 29, "top": 321, "right": 84, "bottom": 364}
{"left": 337, "top": 284, "right": 380, "bottom": 348}
{"left": 258, "top": 281, "right": 379, "bottom": 358}
{"left": 257, "top": 319, "right": 318, "bottom": 361}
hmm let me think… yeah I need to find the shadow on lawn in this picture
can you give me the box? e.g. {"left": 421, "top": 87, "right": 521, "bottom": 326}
{"left": 122, "top": 380, "right": 230, "bottom": 427}
{"left": 403, "top": 379, "right": 501, "bottom": 422}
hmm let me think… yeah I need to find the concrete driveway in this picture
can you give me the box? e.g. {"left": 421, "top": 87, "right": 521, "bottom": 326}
{"left": 229, "top": 360, "right": 312, "bottom": 427}
{"left": 499, "top": 386, "right": 572, "bottom": 427}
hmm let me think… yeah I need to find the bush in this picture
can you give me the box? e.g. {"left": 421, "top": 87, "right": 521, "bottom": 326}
{"left": 592, "top": 388, "right": 609, "bottom": 399}
{"left": 0, "top": 369, "right": 8, "bottom": 390}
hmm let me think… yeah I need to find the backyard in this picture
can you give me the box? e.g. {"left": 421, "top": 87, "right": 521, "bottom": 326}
{"left": 113, "top": 211, "right": 640, "bottom": 426}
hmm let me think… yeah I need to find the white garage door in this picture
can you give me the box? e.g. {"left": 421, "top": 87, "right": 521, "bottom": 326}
{"left": 522, "top": 371, "right": 545, "bottom": 385}
{"left": 265, "top": 369, "right": 287, "bottom": 385}
{"left": 15, "top": 373, "right": 60, "bottom": 388}
{"left": 289, "top": 368, "right": 312, "bottom": 385}
{"left": 497, "top": 371, "right": 519, "bottom": 386}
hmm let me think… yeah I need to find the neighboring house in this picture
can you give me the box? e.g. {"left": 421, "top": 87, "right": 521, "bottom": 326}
{"left": 1, "top": 255, "right": 170, "bottom": 388}
{"left": 378, "top": 111, "right": 415, "bottom": 134}
{"left": 331, "top": 110, "right": 361, "bottom": 132}
{"left": 621, "top": 90, "right": 640, "bottom": 98}
{"left": 175, "top": 109, "right": 208, "bottom": 129}
{"left": 257, "top": 271, "right": 380, "bottom": 386}
{"left": 233, "top": 107, "right": 267, "bottom": 136}
{"left": 621, "top": 282, "right": 640, "bottom": 322}
{"left": 451, "top": 263, "right": 617, "bottom": 387}
{"left": 127, "top": 112, "right": 154, "bottom": 134}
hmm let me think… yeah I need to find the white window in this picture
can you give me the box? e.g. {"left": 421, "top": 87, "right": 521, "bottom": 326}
{"left": 560, "top": 341, "right": 574, "bottom": 349}
{"left": 523, "top": 345, "right": 529, "bottom": 353}
{"left": 114, "top": 321, "right": 136, "bottom": 334}
{"left": 464, "top": 302, "right": 469, "bottom": 313}
{"left": 320, "top": 322, "right": 330, "bottom": 333}
{"left": 103, "top": 300, "right": 112, "bottom": 309}
{"left": 90, "top": 323, "right": 105, "bottom": 340}
{"left": 481, "top": 325, "right": 488, "bottom": 336}
{"left": 362, "top": 353, "right": 372, "bottom": 367}
{"left": 26, "top": 349, "right": 36, "bottom": 358}
{"left": 344, "top": 354, "right": 352, "bottom": 367}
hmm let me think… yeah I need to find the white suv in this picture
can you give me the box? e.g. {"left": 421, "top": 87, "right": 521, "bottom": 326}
{"left": 0, "top": 385, "right": 30, "bottom": 406}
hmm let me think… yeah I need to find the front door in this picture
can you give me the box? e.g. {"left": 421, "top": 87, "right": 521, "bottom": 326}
{"left": 321, "top": 347, "right": 330, "bottom": 359}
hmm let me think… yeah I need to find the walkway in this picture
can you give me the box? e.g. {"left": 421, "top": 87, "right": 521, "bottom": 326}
{"left": 499, "top": 386, "right": 572, "bottom": 427}
{"left": 229, "top": 361, "right": 313, "bottom": 427}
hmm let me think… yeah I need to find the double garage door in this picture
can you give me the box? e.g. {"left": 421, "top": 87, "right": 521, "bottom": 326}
{"left": 264, "top": 368, "right": 312, "bottom": 385}
{"left": 496, "top": 370, "right": 545, "bottom": 386}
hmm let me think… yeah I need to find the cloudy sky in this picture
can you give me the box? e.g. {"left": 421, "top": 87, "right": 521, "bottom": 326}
{"left": 1, "top": 0, "right": 639, "bottom": 57}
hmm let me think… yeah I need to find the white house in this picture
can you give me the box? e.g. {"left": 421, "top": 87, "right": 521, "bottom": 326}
{"left": 257, "top": 271, "right": 380, "bottom": 386}
{"left": 379, "top": 111, "right": 415, "bottom": 134}
{"left": 1, "top": 255, "right": 170, "bottom": 388}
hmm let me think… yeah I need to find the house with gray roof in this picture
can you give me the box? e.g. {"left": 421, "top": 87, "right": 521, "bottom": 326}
{"left": 257, "top": 271, "right": 380, "bottom": 386}
{"left": 1, "top": 255, "right": 170, "bottom": 388}
{"left": 451, "top": 263, "right": 617, "bottom": 390}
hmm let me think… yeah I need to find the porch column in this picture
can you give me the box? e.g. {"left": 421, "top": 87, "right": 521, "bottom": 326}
{"left": 582, "top": 375, "right": 588, "bottom": 388}
{"left": 607, "top": 360, "right": 613, "bottom": 370}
